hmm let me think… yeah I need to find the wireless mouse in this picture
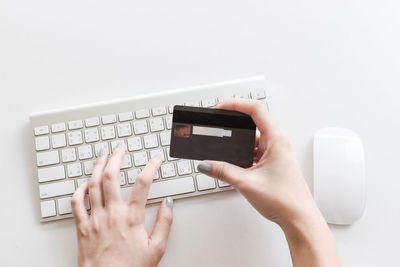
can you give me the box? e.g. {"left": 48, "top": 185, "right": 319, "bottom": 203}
{"left": 313, "top": 128, "right": 366, "bottom": 225}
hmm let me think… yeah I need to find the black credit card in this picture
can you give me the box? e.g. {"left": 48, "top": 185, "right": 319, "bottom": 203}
{"left": 169, "top": 105, "right": 256, "bottom": 166}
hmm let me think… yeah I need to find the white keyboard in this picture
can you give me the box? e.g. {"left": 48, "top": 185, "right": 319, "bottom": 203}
{"left": 30, "top": 76, "right": 269, "bottom": 222}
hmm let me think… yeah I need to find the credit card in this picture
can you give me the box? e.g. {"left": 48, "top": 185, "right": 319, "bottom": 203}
{"left": 170, "top": 105, "right": 256, "bottom": 166}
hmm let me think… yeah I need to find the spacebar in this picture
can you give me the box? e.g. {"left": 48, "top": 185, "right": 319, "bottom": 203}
{"left": 120, "top": 176, "right": 195, "bottom": 201}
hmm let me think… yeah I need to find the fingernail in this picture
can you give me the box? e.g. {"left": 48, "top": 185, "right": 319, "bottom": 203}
{"left": 99, "top": 148, "right": 104, "bottom": 156}
{"left": 197, "top": 162, "right": 211, "bottom": 174}
{"left": 166, "top": 197, "right": 173, "bottom": 208}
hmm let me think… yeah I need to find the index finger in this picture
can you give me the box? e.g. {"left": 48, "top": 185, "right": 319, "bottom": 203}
{"left": 216, "top": 98, "right": 278, "bottom": 137}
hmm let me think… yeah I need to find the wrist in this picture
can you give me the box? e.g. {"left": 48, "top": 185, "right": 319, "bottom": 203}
{"left": 279, "top": 202, "right": 340, "bottom": 267}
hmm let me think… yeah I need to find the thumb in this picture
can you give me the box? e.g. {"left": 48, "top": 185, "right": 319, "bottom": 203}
{"left": 198, "top": 160, "right": 247, "bottom": 188}
{"left": 149, "top": 197, "right": 173, "bottom": 255}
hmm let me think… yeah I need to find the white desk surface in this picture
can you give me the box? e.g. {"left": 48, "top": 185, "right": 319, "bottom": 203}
{"left": 1, "top": 0, "right": 399, "bottom": 266}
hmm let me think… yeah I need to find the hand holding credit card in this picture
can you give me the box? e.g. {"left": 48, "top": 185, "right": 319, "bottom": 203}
{"left": 170, "top": 105, "right": 256, "bottom": 166}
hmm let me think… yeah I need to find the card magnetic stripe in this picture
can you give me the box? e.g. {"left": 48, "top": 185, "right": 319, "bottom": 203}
{"left": 172, "top": 105, "right": 256, "bottom": 130}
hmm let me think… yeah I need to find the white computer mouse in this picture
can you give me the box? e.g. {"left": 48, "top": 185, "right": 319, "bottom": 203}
{"left": 313, "top": 128, "right": 366, "bottom": 225}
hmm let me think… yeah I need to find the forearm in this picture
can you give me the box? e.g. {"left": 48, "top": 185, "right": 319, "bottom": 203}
{"left": 281, "top": 203, "right": 341, "bottom": 267}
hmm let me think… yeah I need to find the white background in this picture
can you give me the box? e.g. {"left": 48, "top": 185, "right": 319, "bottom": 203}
{"left": 1, "top": 0, "right": 400, "bottom": 266}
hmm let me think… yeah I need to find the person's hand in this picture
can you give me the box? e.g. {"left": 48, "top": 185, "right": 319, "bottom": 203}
{"left": 197, "top": 98, "right": 317, "bottom": 227}
{"left": 71, "top": 145, "right": 173, "bottom": 267}
{"left": 197, "top": 98, "right": 340, "bottom": 267}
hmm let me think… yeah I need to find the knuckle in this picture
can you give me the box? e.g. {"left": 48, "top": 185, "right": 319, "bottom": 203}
{"left": 70, "top": 196, "right": 79, "bottom": 208}
{"left": 77, "top": 224, "right": 89, "bottom": 237}
{"left": 89, "top": 179, "right": 100, "bottom": 189}
{"left": 153, "top": 242, "right": 166, "bottom": 256}
{"left": 103, "top": 168, "right": 114, "bottom": 181}
{"left": 161, "top": 212, "right": 173, "bottom": 227}
{"left": 127, "top": 211, "right": 142, "bottom": 227}
{"left": 91, "top": 216, "right": 101, "bottom": 233}
{"left": 216, "top": 163, "right": 226, "bottom": 180}
{"left": 135, "top": 175, "right": 149, "bottom": 187}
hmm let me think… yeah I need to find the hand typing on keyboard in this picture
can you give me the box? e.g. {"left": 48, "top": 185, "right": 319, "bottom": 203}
{"left": 71, "top": 145, "right": 172, "bottom": 267}
{"left": 196, "top": 99, "right": 341, "bottom": 267}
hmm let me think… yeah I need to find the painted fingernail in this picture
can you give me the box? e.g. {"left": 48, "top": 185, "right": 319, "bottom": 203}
{"left": 166, "top": 197, "right": 173, "bottom": 208}
{"left": 197, "top": 162, "right": 211, "bottom": 174}
{"left": 98, "top": 148, "right": 104, "bottom": 156}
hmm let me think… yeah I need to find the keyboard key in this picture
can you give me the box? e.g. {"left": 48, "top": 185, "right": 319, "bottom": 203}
{"left": 68, "top": 120, "right": 83, "bottom": 130}
{"left": 120, "top": 176, "right": 195, "bottom": 201}
{"left": 143, "top": 134, "right": 158, "bottom": 149}
{"left": 68, "top": 131, "right": 83, "bottom": 145}
{"left": 185, "top": 101, "right": 199, "bottom": 107}
{"left": 121, "top": 154, "right": 132, "bottom": 169}
{"left": 152, "top": 106, "right": 167, "bottom": 116}
{"left": 133, "top": 151, "right": 148, "bottom": 166}
{"left": 101, "top": 125, "right": 116, "bottom": 140}
{"left": 165, "top": 116, "right": 172, "bottom": 129}
{"left": 166, "top": 147, "right": 178, "bottom": 161}
{"left": 94, "top": 142, "right": 109, "bottom": 157}
{"left": 85, "top": 128, "right": 100, "bottom": 143}
{"left": 35, "top": 136, "right": 50, "bottom": 151}
{"left": 161, "top": 163, "right": 176, "bottom": 178}
{"left": 193, "top": 160, "right": 201, "bottom": 172}
{"left": 196, "top": 174, "right": 216, "bottom": 191}
{"left": 159, "top": 132, "right": 171, "bottom": 146}
{"left": 111, "top": 140, "right": 125, "bottom": 152}
{"left": 119, "top": 172, "right": 126, "bottom": 185}
{"left": 84, "top": 160, "right": 96, "bottom": 175}
{"left": 117, "top": 123, "right": 132, "bottom": 137}
{"left": 38, "top": 165, "right": 65, "bottom": 183}
{"left": 127, "top": 168, "right": 141, "bottom": 184}
{"left": 218, "top": 180, "right": 230, "bottom": 187}
{"left": 148, "top": 176, "right": 195, "bottom": 199}
{"left": 235, "top": 93, "right": 249, "bottom": 99}
{"left": 51, "top": 122, "right": 66, "bottom": 133}
{"left": 85, "top": 117, "right": 100, "bottom": 127}
{"left": 39, "top": 180, "right": 75, "bottom": 199}
{"left": 37, "top": 151, "right": 59, "bottom": 167}
{"left": 51, "top": 134, "right": 66, "bottom": 148}
{"left": 118, "top": 112, "right": 133, "bottom": 122}
{"left": 34, "top": 125, "right": 49, "bottom": 136}
{"left": 67, "top": 162, "right": 82, "bottom": 177}
{"left": 58, "top": 197, "right": 72, "bottom": 215}
{"left": 62, "top": 148, "right": 76, "bottom": 163}
{"left": 201, "top": 98, "right": 217, "bottom": 107}
{"left": 127, "top": 137, "right": 142, "bottom": 151}
{"left": 149, "top": 117, "right": 164, "bottom": 132}
{"left": 40, "top": 200, "right": 56, "bottom": 218}
{"left": 251, "top": 90, "right": 266, "bottom": 99}
{"left": 177, "top": 160, "right": 192, "bottom": 175}
{"left": 135, "top": 109, "right": 150, "bottom": 119}
{"left": 102, "top": 114, "right": 117, "bottom": 124}
{"left": 78, "top": 145, "right": 93, "bottom": 160}
{"left": 150, "top": 149, "right": 165, "bottom": 162}
{"left": 133, "top": 120, "right": 148, "bottom": 134}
